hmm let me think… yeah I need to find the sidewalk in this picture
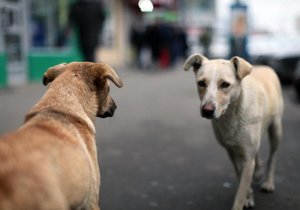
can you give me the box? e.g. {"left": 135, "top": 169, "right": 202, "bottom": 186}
{"left": 1, "top": 66, "right": 300, "bottom": 210}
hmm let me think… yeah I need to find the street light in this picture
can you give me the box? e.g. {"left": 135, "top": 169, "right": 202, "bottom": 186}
{"left": 138, "top": 0, "right": 154, "bottom": 12}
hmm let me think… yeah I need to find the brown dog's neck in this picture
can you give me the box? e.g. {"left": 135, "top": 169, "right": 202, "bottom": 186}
{"left": 24, "top": 108, "right": 96, "bottom": 135}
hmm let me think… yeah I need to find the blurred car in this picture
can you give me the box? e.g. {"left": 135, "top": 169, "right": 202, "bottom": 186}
{"left": 249, "top": 34, "right": 300, "bottom": 83}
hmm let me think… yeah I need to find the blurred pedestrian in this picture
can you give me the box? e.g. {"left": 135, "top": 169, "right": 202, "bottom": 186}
{"left": 199, "top": 26, "right": 212, "bottom": 57}
{"left": 69, "top": 0, "right": 105, "bottom": 62}
{"left": 229, "top": 1, "right": 250, "bottom": 61}
{"left": 146, "top": 21, "right": 161, "bottom": 64}
{"left": 158, "top": 21, "right": 173, "bottom": 68}
{"left": 229, "top": 34, "right": 249, "bottom": 60}
{"left": 170, "top": 26, "right": 188, "bottom": 66}
{"left": 130, "top": 24, "right": 149, "bottom": 69}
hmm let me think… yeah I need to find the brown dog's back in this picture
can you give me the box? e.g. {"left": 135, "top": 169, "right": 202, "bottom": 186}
{"left": 0, "top": 118, "right": 91, "bottom": 210}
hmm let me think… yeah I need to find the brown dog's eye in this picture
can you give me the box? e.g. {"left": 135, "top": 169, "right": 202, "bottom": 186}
{"left": 220, "top": 81, "right": 230, "bottom": 89}
{"left": 197, "top": 80, "right": 206, "bottom": 88}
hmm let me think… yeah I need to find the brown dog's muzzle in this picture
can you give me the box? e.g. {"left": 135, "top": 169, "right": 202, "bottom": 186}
{"left": 98, "top": 99, "right": 117, "bottom": 118}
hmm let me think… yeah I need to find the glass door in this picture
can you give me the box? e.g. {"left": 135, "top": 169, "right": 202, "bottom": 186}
{"left": 0, "top": 0, "right": 27, "bottom": 85}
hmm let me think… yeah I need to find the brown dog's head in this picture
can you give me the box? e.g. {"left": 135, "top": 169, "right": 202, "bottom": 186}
{"left": 43, "top": 62, "right": 123, "bottom": 118}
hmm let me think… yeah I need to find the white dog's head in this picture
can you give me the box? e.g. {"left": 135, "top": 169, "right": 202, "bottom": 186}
{"left": 184, "top": 54, "right": 252, "bottom": 119}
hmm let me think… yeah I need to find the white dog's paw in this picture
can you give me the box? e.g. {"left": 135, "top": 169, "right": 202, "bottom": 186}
{"left": 261, "top": 181, "right": 275, "bottom": 192}
{"left": 253, "top": 169, "right": 264, "bottom": 183}
{"left": 244, "top": 193, "right": 255, "bottom": 209}
{"left": 244, "top": 196, "right": 255, "bottom": 208}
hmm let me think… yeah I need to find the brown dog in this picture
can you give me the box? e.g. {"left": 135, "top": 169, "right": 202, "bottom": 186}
{"left": 0, "top": 62, "right": 123, "bottom": 210}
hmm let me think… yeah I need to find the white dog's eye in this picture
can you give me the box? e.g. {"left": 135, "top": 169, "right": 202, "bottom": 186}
{"left": 220, "top": 81, "right": 230, "bottom": 89}
{"left": 197, "top": 80, "right": 206, "bottom": 88}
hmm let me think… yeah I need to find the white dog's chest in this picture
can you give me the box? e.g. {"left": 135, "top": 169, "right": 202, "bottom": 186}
{"left": 211, "top": 116, "right": 262, "bottom": 150}
{"left": 212, "top": 120, "right": 242, "bottom": 146}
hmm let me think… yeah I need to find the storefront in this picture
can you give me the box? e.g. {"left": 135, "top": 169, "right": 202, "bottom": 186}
{"left": 0, "top": 0, "right": 126, "bottom": 86}
{"left": 27, "top": 0, "right": 82, "bottom": 81}
{"left": 0, "top": 0, "right": 28, "bottom": 86}
{"left": 0, "top": 0, "right": 80, "bottom": 86}
{"left": 0, "top": 0, "right": 216, "bottom": 87}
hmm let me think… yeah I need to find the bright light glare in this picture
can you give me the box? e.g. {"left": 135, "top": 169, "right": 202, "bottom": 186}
{"left": 138, "top": 0, "right": 154, "bottom": 12}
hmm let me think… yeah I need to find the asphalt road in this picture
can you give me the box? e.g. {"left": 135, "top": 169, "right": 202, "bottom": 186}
{"left": 0, "top": 65, "right": 299, "bottom": 210}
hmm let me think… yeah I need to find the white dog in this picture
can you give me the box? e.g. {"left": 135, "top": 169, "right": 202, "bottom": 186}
{"left": 184, "top": 54, "right": 283, "bottom": 210}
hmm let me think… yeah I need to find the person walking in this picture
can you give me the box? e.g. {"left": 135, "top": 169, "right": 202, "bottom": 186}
{"left": 69, "top": 0, "right": 106, "bottom": 62}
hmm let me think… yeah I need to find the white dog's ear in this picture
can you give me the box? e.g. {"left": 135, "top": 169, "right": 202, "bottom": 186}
{"left": 97, "top": 63, "right": 123, "bottom": 88}
{"left": 43, "top": 63, "right": 67, "bottom": 85}
{"left": 230, "top": 56, "right": 253, "bottom": 80}
{"left": 183, "top": 53, "right": 208, "bottom": 71}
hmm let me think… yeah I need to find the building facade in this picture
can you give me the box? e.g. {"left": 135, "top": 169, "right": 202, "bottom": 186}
{"left": 0, "top": 0, "right": 130, "bottom": 86}
{"left": 0, "top": 0, "right": 216, "bottom": 87}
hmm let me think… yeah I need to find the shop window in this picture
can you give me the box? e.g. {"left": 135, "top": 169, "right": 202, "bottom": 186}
{"left": 30, "top": 0, "right": 71, "bottom": 49}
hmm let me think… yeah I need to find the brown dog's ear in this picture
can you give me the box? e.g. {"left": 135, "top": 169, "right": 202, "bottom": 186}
{"left": 230, "top": 56, "right": 253, "bottom": 80}
{"left": 183, "top": 53, "right": 208, "bottom": 72}
{"left": 97, "top": 63, "right": 123, "bottom": 88}
{"left": 43, "top": 63, "right": 67, "bottom": 85}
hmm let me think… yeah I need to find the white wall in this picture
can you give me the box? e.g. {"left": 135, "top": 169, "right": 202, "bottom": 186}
{"left": 216, "top": 0, "right": 300, "bottom": 34}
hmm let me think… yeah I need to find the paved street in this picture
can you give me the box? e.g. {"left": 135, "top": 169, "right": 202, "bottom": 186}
{"left": 0, "top": 65, "right": 300, "bottom": 210}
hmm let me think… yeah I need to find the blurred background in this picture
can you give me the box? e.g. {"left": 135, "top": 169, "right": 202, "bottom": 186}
{"left": 1, "top": 0, "right": 300, "bottom": 87}
{"left": 1, "top": 0, "right": 300, "bottom": 209}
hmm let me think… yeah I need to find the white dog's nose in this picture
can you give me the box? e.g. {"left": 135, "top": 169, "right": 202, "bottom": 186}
{"left": 201, "top": 103, "right": 215, "bottom": 119}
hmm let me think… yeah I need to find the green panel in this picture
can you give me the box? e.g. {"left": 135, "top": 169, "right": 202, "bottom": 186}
{"left": 0, "top": 53, "right": 7, "bottom": 87}
{"left": 28, "top": 51, "right": 82, "bottom": 81}
{"left": 28, "top": 32, "right": 83, "bottom": 82}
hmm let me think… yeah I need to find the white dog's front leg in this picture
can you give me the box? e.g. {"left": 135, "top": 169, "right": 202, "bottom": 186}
{"left": 232, "top": 159, "right": 255, "bottom": 210}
